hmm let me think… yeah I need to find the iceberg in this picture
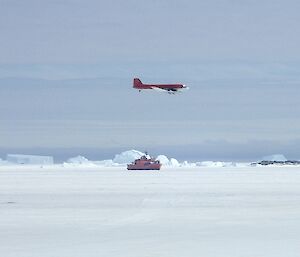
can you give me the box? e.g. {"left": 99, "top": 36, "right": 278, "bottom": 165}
{"left": 156, "top": 155, "right": 170, "bottom": 165}
{"left": 181, "top": 161, "right": 197, "bottom": 167}
{"left": 170, "top": 158, "right": 180, "bottom": 167}
{"left": 113, "top": 150, "right": 145, "bottom": 164}
{"left": 251, "top": 154, "right": 300, "bottom": 166}
{"left": 261, "top": 154, "right": 287, "bottom": 162}
{"left": 0, "top": 150, "right": 247, "bottom": 168}
{"left": 66, "top": 155, "right": 91, "bottom": 164}
{"left": 6, "top": 154, "right": 54, "bottom": 165}
{"left": 64, "top": 155, "right": 98, "bottom": 167}
{"left": 94, "top": 159, "right": 115, "bottom": 167}
{"left": 156, "top": 155, "right": 180, "bottom": 167}
{"left": 112, "top": 151, "right": 181, "bottom": 167}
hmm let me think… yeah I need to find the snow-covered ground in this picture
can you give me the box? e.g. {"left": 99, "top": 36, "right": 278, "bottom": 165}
{"left": 1, "top": 165, "right": 300, "bottom": 257}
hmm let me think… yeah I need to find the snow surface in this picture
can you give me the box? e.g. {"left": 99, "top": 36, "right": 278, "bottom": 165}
{"left": 197, "top": 161, "right": 237, "bottom": 167}
{"left": 1, "top": 166, "right": 300, "bottom": 257}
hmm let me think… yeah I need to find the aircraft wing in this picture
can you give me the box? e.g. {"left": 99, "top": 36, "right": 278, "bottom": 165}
{"left": 151, "top": 86, "right": 178, "bottom": 94}
{"left": 151, "top": 87, "right": 168, "bottom": 92}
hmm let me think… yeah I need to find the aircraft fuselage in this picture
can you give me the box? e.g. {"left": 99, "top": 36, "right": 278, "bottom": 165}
{"left": 133, "top": 78, "right": 187, "bottom": 93}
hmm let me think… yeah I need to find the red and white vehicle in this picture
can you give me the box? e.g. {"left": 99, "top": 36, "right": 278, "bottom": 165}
{"left": 133, "top": 78, "right": 188, "bottom": 94}
{"left": 127, "top": 154, "right": 161, "bottom": 170}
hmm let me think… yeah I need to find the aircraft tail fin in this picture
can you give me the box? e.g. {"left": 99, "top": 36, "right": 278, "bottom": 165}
{"left": 133, "top": 78, "right": 143, "bottom": 88}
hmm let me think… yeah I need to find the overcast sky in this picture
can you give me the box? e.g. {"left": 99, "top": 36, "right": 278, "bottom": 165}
{"left": 0, "top": 0, "right": 300, "bottom": 161}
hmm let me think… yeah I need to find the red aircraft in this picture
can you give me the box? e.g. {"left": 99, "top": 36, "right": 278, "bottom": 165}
{"left": 133, "top": 78, "right": 188, "bottom": 94}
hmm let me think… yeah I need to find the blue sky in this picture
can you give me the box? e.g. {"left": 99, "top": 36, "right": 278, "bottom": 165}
{"left": 0, "top": 0, "right": 300, "bottom": 161}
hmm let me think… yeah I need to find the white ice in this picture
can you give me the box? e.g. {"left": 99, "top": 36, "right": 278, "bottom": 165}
{"left": 1, "top": 150, "right": 247, "bottom": 168}
{"left": 156, "top": 154, "right": 180, "bottom": 167}
{"left": 113, "top": 149, "right": 145, "bottom": 164}
{"left": 261, "top": 154, "right": 288, "bottom": 162}
{"left": 66, "top": 155, "right": 91, "bottom": 164}
{"left": 0, "top": 165, "right": 300, "bottom": 257}
{"left": 6, "top": 154, "right": 54, "bottom": 165}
